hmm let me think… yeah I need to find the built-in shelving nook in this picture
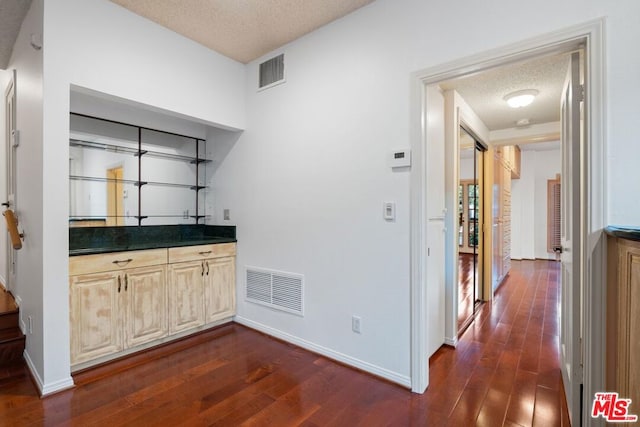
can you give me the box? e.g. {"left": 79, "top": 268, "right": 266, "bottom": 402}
{"left": 69, "top": 113, "right": 209, "bottom": 226}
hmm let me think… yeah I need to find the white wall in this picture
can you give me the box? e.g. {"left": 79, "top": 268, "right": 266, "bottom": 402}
{"left": 212, "top": 0, "right": 639, "bottom": 385}
{"left": 6, "top": 0, "right": 46, "bottom": 388}
{"left": 511, "top": 147, "right": 561, "bottom": 260}
{"left": 459, "top": 155, "right": 475, "bottom": 181}
{"left": 0, "top": 70, "right": 9, "bottom": 286}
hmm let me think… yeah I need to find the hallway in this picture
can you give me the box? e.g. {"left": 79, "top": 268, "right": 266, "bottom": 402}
{"left": 0, "top": 260, "right": 569, "bottom": 426}
{"left": 428, "top": 259, "right": 570, "bottom": 425}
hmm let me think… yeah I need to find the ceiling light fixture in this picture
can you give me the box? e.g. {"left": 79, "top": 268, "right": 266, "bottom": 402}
{"left": 504, "top": 89, "right": 539, "bottom": 108}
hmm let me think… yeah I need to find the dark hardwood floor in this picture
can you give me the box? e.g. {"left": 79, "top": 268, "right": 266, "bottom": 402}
{"left": 458, "top": 252, "right": 480, "bottom": 331}
{"left": 0, "top": 260, "right": 569, "bottom": 426}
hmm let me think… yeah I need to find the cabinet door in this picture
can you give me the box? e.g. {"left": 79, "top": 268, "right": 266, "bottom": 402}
{"left": 617, "top": 240, "right": 640, "bottom": 412}
{"left": 70, "top": 272, "right": 122, "bottom": 365}
{"left": 204, "top": 257, "right": 236, "bottom": 324}
{"left": 123, "top": 265, "right": 168, "bottom": 348}
{"left": 168, "top": 261, "right": 205, "bottom": 333}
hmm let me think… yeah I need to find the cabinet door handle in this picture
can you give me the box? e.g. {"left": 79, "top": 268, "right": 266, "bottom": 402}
{"left": 205, "top": 261, "right": 209, "bottom": 276}
{"left": 112, "top": 258, "right": 133, "bottom": 266}
{"left": 198, "top": 251, "right": 212, "bottom": 256}
{"left": 201, "top": 261, "right": 205, "bottom": 276}
{"left": 125, "top": 274, "right": 128, "bottom": 291}
{"left": 117, "top": 275, "right": 122, "bottom": 293}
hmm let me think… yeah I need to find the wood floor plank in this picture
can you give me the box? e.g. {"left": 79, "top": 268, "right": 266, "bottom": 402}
{"left": 0, "top": 260, "right": 570, "bottom": 426}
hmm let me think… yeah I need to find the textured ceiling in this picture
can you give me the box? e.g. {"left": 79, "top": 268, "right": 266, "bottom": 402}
{"left": 109, "top": 0, "right": 375, "bottom": 64}
{"left": 0, "top": 0, "right": 33, "bottom": 70}
{"left": 440, "top": 53, "right": 570, "bottom": 131}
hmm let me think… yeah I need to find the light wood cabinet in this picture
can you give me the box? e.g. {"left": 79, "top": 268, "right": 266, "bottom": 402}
{"left": 70, "top": 271, "right": 122, "bottom": 365}
{"left": 607, "top": 235, "right": 640, "bottom": 411}
{"left": 168, "top": 261, "right": 205, "bottom": 333}
{"left": 70, "top": 250, "right": 168, "bottom": 366}
{"left": 492, "top": 147, "right": 512, "bottom": 292}
{"left": 69, "top": 248, "right": 168, "bottom": 276}
{"left": 501, "top": 145, "right": 521, "bottom": 179}
{"left": 205, "top": 257, "right": 236, "bottom": 324}
{"left": 511, "top": 145, "right": 521, "bottom": 179}
{"left": 124, "top": 265, "right": 168, "bottom": 348}
{"left": 69, "top": 264, "right": 168, "bottom": 365}
{"left": 70, "top": 243, "right": 236, "bottom": 368}
{"left": 168, "top": 243, "right": 237, "bottom": 333}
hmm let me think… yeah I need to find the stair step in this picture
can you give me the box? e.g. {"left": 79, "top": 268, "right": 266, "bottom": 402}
{"left": 0, "top": 311, "right": 19, "bottom": 330}
{"left": 0, "top": 327, "right": 25, "bottom": 365}
{"left": 0, "top": 289, "right": 18, "bottom": 313}
{"left": 0, "top": 327, "right": 24, "bottom": 342}
{"left": 0, "top": 289, "right": 19, "bottom": 331}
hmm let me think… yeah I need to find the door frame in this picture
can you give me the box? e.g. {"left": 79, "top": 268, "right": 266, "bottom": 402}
{"left": 106, "top": 165, "right": 124, "bottom": 226}
{"left": 409, "top": 19, "right": 606, "bottom": 423}
{"left": 4, "top": 70, "right": 17, "bottom": 292}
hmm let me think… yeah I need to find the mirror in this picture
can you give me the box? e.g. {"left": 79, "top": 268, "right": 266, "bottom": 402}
{"left": 69, "top": 113, "right": 208, "bottom": 227}
{"left": 457, "top": 126, "right": 486, "bottom": 332}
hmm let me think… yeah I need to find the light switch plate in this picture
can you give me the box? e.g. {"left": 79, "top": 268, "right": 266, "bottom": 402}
{"left": 383, "top": 202, "right": 396, "bottom": 221}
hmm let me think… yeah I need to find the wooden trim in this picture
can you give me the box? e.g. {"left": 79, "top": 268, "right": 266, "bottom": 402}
{"left": 492, "top": 132, "right": 561, "bottom": 147}
{"left": 547, "top": 176, "right": 561, "bottom": 253}
{"left": 606, "top": 236, "right": 619, "bottom": 391}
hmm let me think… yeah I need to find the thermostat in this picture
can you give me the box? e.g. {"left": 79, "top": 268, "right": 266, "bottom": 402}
{"left": 389, "top": 149, "right": 411, "bottom": 168}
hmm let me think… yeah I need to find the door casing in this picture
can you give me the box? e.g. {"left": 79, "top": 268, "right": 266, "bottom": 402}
{"left": 409, "top": 22, "right": 606, "bottom": 427}
{"left": 4, "top": 70, "right": 17, "bottom": 292}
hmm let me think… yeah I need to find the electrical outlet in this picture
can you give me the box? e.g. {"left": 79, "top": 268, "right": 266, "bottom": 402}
{"left": 183, "top": 210, "right": 189, "bottom": 219}
{"left": 28, "top": 316, "right": 33, "bottom": 334}
{"left": 352, "top": 315, "right": 361, "bottom": 334}
{"left": 223, "top": 209, "right": 230, "bottom": 221}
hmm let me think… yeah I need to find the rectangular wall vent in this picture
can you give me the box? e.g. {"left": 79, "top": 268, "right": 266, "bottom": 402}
{"left": 246, "top": 266, "right": 303, "bottom": 316}
{"left": 258, "top": 53, "right": 285, "bottom": 90}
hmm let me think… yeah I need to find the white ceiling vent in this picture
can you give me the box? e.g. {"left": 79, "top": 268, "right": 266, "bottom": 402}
{"left": 246, "top": 267, "right": 303, "bottom": 316}
{"left": 258, "top": 53, "right": 285, "bottom": 90}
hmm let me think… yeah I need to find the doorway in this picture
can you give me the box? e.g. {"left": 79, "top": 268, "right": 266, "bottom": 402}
{"left": 3, "top": 71, "right": 16, "bottom": 292}
{"left": 457, "top": 126, "right": 486, "bottom": 332}
{"left": 106, "top": 166, "right": 124, "bottom": 226}
{"left": 409, "top": 22, "right": 604, "bottom": 425}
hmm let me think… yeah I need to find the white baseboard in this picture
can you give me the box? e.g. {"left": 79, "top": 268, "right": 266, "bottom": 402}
{"left": 24, "top": 350, "right": 75, "bottom": 396}
{"left": 234, "top": 316, "right": 411, "bottom": 388}
{"left": 444, "top": 336, "right": 458, "bottom": 347}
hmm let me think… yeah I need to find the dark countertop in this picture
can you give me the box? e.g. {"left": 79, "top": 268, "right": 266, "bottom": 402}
{"left": 604, "top": 225, "right": 640, "bottom": 242}
{"left": 70, "top": 224, "right": 236, "bottom": 256}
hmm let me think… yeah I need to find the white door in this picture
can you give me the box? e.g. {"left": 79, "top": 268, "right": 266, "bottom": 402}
{"left": 4, "top": 71, "right": 17, "bottom": 291}
{"left": 559, "top": 51, "right": 583, "bottom": 426}
{"left": 425, "top": 85, "right": 445, "bottom": 357}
